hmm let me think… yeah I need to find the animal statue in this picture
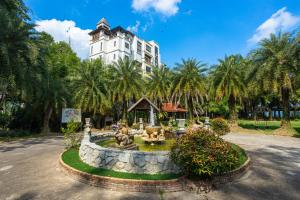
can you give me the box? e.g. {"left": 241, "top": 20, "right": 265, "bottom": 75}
{"left": 115, "top": 125, "right": 134, "bottom": 146}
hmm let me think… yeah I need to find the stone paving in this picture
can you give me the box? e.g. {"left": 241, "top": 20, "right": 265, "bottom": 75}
{"left": 0, "top": 133, "right": 300, "bottom": 200}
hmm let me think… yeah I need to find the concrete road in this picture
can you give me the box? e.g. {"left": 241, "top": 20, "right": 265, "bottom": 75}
{"left": 0, "top": 133, "right": 299, "bottom": 200}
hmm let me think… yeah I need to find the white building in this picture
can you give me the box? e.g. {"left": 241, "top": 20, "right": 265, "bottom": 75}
{"left": 89, "top": 18, "right": 161, "bottom": 75}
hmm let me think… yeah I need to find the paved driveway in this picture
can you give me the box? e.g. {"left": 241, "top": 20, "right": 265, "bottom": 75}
{"left": 0, "top": 133, "right": 299, "bottom": 200}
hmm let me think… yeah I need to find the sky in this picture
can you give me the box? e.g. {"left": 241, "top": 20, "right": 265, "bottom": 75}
{"left": 25, "top": 0, "right": 300, "bottom": 66}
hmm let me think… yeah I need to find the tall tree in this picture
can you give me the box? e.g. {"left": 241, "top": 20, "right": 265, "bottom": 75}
{"left": 37, "top": 33, "right": 80, "bottom": 133}
{"left": 146, "top": 65, "right": 172, "bottom": 106}
{"left": 110, "top": 58, "right": 143, "bottom": 121}
{"left": 250, "top": 32, "right": 298, "bottom": 126}
{"left": 210, "top": 55, "right": 246, "bottom": 124}
{"left": 173, "top": 58, "right": 207, "bottom": 120}
{"left": 73, "top": 59, "right": 109, "bottom": 116}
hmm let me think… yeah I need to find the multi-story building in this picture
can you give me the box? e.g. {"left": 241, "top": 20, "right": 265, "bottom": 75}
{"left": 89, "top": 18, "right": 161, "bottom": 75}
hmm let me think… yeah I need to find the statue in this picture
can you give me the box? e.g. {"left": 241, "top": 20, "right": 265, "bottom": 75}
{"left": 115, "top": 124, "right": 134, "bottom": 147}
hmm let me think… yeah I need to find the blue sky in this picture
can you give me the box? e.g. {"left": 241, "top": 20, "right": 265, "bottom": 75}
{"left": 25, "top": 0, "right": 300, "bottom": 66}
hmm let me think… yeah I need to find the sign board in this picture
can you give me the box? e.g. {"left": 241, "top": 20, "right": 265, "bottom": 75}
{"left": 61, "top": 108, "right": 81, "bottom": 123}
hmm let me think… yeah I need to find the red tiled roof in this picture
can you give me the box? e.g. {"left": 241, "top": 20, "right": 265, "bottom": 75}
{"left": 161, "top": 103, "right": 187, "bottom": 113}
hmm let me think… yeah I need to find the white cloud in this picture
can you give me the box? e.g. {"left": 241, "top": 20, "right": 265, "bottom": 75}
{"left": 35, "top": 19, "right": 91, "bottom": 59}
{"left": 127, "top": 21, "right": 141, "bottom": 33}
{"left": 248, "top": 7, "right": 300, "bottom": 44}
{"left": 132, "top": 0, "right": 182, "bottom": 17}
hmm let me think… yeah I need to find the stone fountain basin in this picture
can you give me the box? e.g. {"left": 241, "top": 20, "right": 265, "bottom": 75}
{"left": 79, "top": 134, "right": 179, "bottom": 174}
{"left": 145, "top": 126, "right": 162, "bottom": 134}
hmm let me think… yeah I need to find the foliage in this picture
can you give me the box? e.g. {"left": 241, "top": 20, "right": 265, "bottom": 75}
{"left": 210, "top": 55, "right": 246, "bottom": 123}
{"left": 173, "top": 58, "right": 207, "bottom": 119}
{"left": 0, "top": 129, "right": 32, "bottom": 138}
{"left": 0, "top": 112, "right": 10, "bottom": 129}
{"left": 249, "top": 32, "right": 298, "bottom": 124}
{"left": 170, "top": 128, "right": 244, "bottom": 177}
{"left": 62, "top": 148, "right": 182, "bottom": 180}
{"left": 73, "top": 59, "right": 109, "bottom": 115}
{"left": 61, "top": 121, "right": 80, "bottom": 149}
{"left": 109, "top": 58, "right": 144, "bottom": 120}
{"left": 147, "top": 66, "right": 172, "bottom": 105}
{"left": 211, "top": 118, "right": 230, "bottom": 135}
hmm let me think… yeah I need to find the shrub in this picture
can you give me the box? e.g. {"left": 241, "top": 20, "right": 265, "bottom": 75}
{"left": 170, "top": 128, "right": 240, "bottom": 177}
{"left": 211, "top": 117, "right": 230, "bottom": 135}
{"left": 61, "top": 121, "right": 80, "bottom": 149}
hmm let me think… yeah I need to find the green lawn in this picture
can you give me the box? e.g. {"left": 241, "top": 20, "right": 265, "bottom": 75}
{"left": 238, "top": 120, "right": 300, "bottom": 137}
{"left": 96, "top": 136, "right": 175, "bottom": 152}
{"left": 62, "top": 148, "right": 182, "bottom": 180}
{"left": 231, "top": 143, "right": 248, "bottom": 168}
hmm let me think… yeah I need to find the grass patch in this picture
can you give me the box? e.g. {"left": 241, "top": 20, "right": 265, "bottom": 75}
{"left": 62, "top": 148, "right": 182, "bottom": 180}
{"left": 231, "top": 143, "right": 248, "bottom": 168}
{"left": 96, "top": 136, "right": 175, "bottom": 152}
{"left": 237, "top": 120, "right": 300, "bottom": 137}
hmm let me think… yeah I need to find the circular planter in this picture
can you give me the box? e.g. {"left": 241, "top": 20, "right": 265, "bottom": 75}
{"left": 59, "top": 153, "right": 184, "bottom": 192}
{"left": 59, "top": 151, "right": 251, "bottom": 193}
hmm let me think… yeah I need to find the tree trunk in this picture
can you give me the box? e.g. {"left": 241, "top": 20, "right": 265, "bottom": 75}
{"left": 122, "top": 96, "right": 128, "bottom": 122}
{"left": 228, "top": 95, "right": 237, "bottom": 125}
{"left": 268, "top": 107, "right": 273, "bottom": 121}
{"left": 281, "top": 87, "right": 290, "bottom": 127}
{"left": 42, "top": 104, "right": 53, "bottom": 134}
{"left": 188, "top": 96, "right": 194, "bottom": 121}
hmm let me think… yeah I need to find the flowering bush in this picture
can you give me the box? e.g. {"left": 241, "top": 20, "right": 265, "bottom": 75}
{"left": 170, "top": 128, "right": 240, "bottom": 177}
{"left": 211, "top": 117, "right": 230, "bottom": 135}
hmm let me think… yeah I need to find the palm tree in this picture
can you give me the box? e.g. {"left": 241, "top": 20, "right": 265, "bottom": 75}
{"left": 146, "top": 65, "right": 172, "bottom": 106}
{"left": 250, "top": 32, "right": 298, "bottom": 126}
{"left": 73, "top": 59, "right": 109, "bottom": 116}
{"left": 173, "top": 58, "right": 207, "bottom": 120}
{"left": 110, "top": 58, "right": 144, "bottom": 121}
{"left": 210, "top": 55, "right": 246, "bottom": 124}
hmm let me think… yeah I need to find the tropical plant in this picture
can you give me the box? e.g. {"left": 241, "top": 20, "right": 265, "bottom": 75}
{"left": 210, "top": 55, "right": 246, "bottom": 124}
{"left": 110, "top": 58, "right": 144, "bottom": 121}
{"left": 249, "top": 32, "right": 298, "bottom": 126}
{"left": 170, "top": 128, "right": 241, "bottom": 177}
{"left": 61, "top": 121, "right": 80, "bottom": 149}
{"left": 146, "top": 65, "right": 172, "bottom": 106}
{"left": 73, "top": 59, "right": 109, "bottom": 116}
{"left": 173, "top": 58, "right": 207, "bottom": 120}
{"left": 211, "top": 117, "right": 230, "bottom": 135}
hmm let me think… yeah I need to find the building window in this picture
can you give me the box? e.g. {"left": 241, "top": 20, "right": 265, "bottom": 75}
{"left": 146, "top": 45, "right": 151, "bottom": 53}
{"left": 114, "top": 41, "right": 116, "bottom": 47}
{"left": 137, "top": 41, "right": 142, "bottom": 55}
{"left": 113, "top": 54, "right": 116, "bottom": 60}
{"left": 146, "top": 66, "right": 151, "bottom": 73}
{"left": 90, "top": 46, "right": 93, "bottom": 55}
{"left": 100, "top": 42, "right": 103, "bottom": 51}
{"left": 145, "top": 54, "right": 152, "bottom": 64}
{"left": 125, "top": 42, "right": 130, "bottom": 49}
{"left": 155, "top": 46, "right": 158, "bottom": 66}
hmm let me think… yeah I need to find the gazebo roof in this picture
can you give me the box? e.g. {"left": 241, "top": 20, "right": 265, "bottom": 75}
{"left": 128, "top": 97, "right": 160, "bottom": 112}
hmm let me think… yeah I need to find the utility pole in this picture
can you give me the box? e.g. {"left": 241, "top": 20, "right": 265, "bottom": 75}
{"left": 66, "top": 27, "right": 71, "bottom": 47}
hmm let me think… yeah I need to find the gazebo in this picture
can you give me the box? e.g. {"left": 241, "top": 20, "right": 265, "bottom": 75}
{"left": 127, "top": 97, "right": 160, "bottom": 126}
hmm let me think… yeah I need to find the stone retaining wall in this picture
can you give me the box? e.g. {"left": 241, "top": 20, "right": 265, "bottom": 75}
{"left": 79, "top": 134, "right": 180, "bottom": 174}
